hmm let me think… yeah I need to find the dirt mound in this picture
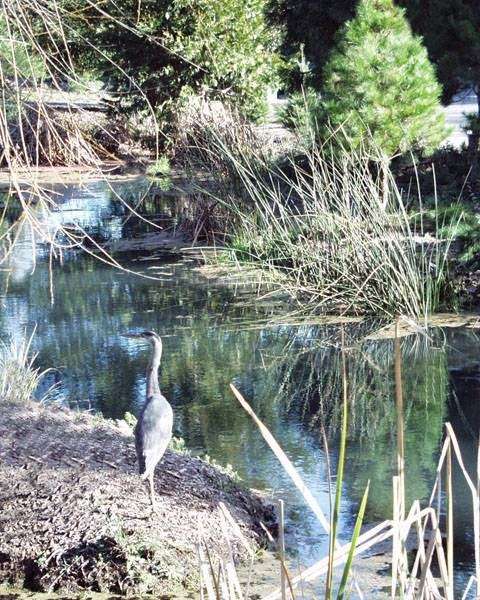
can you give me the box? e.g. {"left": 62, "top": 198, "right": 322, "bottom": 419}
{"left": 0, "top": 400, "right": 275, "bottom": 596}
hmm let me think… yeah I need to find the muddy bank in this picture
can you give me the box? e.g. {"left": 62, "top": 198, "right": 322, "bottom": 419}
{"left": 0, "top": 399, "right": 275, "bottom": 596}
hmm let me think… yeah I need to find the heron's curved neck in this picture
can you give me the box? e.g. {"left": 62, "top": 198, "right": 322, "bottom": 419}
{"left": 146, "top": 338, "right": 162, "bottom": 398}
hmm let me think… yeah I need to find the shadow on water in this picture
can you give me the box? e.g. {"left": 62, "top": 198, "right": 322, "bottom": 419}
{"left": 1, "top": 179, "right": 480, "bottom": 589}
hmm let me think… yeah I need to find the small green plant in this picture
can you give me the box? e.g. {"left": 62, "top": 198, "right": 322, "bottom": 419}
{"left": 109, "top": 517, "right": 177, "bottom": 594}
{"left": 146, "top": 156, "right": 173, "bottom": 191}
{"left": 421, "top": 204, "right": 480, "bottom": 265}
{"left": 123, "top": 411, "right": 138, "bottom": 429}
{"left": 0, "top": 330, "right": 54, "bottom": 404}
{"left": 278, "top": 87, "right": 322, "bottom": 143}
{"left": 201, "top": 454, "right": 241, "bottom": 483}
{"left": 169, "top": 436, "right": 191, "bottom": 454}
{"left": 146, "top": 156, "right": 171, "bottom": 178}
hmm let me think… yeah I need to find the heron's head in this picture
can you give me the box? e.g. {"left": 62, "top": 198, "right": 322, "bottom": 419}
{"left": 121, "top": 330, "right": 161, "bottom": 345}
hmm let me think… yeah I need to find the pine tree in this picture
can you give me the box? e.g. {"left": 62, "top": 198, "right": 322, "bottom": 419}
{"left": 320, "top": 0, "right": 447, "bottom": 160}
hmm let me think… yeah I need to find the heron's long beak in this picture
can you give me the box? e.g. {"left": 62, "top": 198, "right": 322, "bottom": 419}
{"left": 121, "top": 332, "right": 142, "bottom": 338}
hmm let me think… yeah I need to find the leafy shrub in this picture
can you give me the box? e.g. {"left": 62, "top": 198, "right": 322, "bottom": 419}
{"left": 67, "top": 0, "right": 280, "bottom": 127}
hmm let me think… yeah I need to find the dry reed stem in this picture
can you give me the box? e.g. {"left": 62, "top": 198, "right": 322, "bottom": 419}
{"left": 446, "top": 444, "right": 454, "bottom": 600}
{"left": 231, "top": 390, "right": 479, "bottom": 600}
{"left": 444, "top": 423, "right": 480, "bottom": 595}
{"left": 229, "top": 383, "right": 331, "bottom": 533}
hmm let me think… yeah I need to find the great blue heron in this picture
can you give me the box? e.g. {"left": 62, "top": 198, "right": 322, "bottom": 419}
{"left": 121, "top": 330, "right": 173, "bottom": 508}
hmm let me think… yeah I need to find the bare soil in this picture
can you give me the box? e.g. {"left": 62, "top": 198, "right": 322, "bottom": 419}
{"left": 0, "top": 399, "right": 275, "bottom": 597}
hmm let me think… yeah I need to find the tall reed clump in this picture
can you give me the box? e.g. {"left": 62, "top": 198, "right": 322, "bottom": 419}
{"left": 0, "top": 330, "right": 53, "bottom": 404}
{"left": 199, "top": 325, "right": 480, "bottom": 599}
{"left": 184, "top": 108, "right": 457, "bottom": 319}
{"left": 174, "top": 99, "right": 272, "bottom": 243}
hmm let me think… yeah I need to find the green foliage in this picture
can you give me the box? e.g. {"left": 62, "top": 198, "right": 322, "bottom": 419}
{"left": 69, "top": 0, "right": 279, "bottom": 123}
{"left": 146, "top": 156, "right": 171, "bottom": 178}
{"left": 169, "top": 436, "right": 190, "bottom": 454}
{"left": 123, "top": 411, "right": 138, "bottom": 428}
{"left": 463, "top": 113, "right": 480, "bottom": 135}
{"left": 146, "top": 156, "right": 172, "bottom": 190}
{"left": 278, "top": 88, "right": 322, "bottom": 141}
{"left": 424, "top": 205, "right": 480, "bottom": 266}
{"left": 320, "top": 0, "right": 448, "bottom": 158}
{"left": 0, "top": 17, "right": 45, "bottom": 80}
{"left": 268, "top": 0, "right": 356, "bottom": 90}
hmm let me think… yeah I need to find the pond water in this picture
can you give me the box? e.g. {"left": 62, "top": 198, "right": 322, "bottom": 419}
{"left": 1, "top": 178, "right": 479, "bottom": 597}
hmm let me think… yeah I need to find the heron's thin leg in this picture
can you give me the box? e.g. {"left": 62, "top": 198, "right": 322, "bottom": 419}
{"left": 148, "top": 472, "right": 157, "bottom": 510}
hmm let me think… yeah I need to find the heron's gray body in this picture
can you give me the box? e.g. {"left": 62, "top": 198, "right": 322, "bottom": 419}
{"left": 122, "top": 330, "right": 173, "bottom": 507}
{"left": 135, "top": 393, "right": 173, "bottom": 479}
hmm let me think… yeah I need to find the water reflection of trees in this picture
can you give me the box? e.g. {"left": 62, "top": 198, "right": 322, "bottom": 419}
{"left": 265, "top": 324, "right": 448, "bottom": 519}
{"left": 0, "top": 179, "right": 183, "bottom": 269}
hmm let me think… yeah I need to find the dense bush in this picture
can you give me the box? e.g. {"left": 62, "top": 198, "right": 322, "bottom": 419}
{"left": 66, "top": 0, "right": 279, "bottom": 125}
{"left": 398, "top": 0, "right": 480, "bottom": 107}
{"left": 268, "top": 0, "right": 356, "bottom": 91}
{"left": 271, "top": 0, "right": 480, "bottom": 111}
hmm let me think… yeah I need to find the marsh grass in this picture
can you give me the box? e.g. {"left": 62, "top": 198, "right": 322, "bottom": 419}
{"left": 185, "top": 108, "right": 458, "bottom": 319}
{"left": 200, "top": 324, "right": 480, "bottom": 599}
{"left": 0, "top": 329, "right": 54, "bottom": 404}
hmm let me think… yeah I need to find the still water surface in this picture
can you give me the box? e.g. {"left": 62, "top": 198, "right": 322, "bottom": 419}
{"left": 1, "top": 179, "right": 479, "bottom": 596}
